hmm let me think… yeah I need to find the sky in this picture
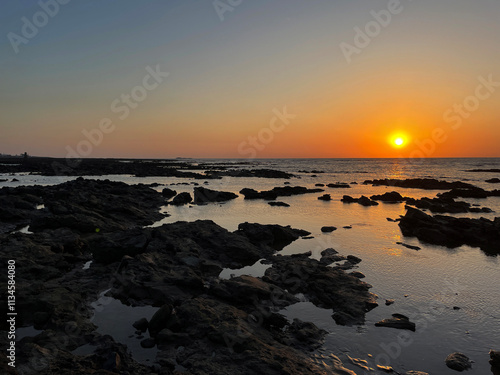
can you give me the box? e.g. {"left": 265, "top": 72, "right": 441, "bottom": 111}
{"left": 1, "top": 0, "right": 499, "bottom": 158}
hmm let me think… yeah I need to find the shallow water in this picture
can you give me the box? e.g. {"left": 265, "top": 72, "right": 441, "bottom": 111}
{"left": 3, "top": 158, "right": 500, "bottom": 374}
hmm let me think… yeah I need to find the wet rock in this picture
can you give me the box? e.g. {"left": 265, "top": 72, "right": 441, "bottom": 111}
{"left": 161, "top": 187, "right": 177, "bottom": 199}
{"left": 281, "top": 319, "right": 328, "bottom": 351}
{"left": 399, "top": 207, "right": 500, "bottom": 255}
{"left": 375, "top": 314, "right": 416, "bottom": 331}
{"left": 132, "top": 317, "right": 149, "bottom": 332}
{"left": 405, "top": 372, "right": 429, "bottom": 375}
{"left": 350, "top": 271, "right": 365, "bottom": 278}
{"left": 236, "top": 222, "right": 310, "bottom": 250}
{"left": 318, "top": 194, "right": 332, "bottom": 201}
{"left": 490, "top": 350, "right": 500, "bottom": 367}
{"left": 405, "top": 196, "right": 492, "bottom": 213}
{"left": 376, "top": 364, "right": 394, "bottom": 372}
{"left": 264, "top": 254, "right": 378, "bottom": 325}
{"left": 140, "top": 337, "right": 156, "bottom": 348}
{"left": 327, "top": 183, "right": 351, "bottom": 188}
{"left": 347, "top": 255, "right": 362, "bottom": 264}
{"left": 486, "top": 178, "right": 500, "bottom": 183}
{"left": 170, "top": 192, "right": 192, "bottom": 205}
{"left": 385, "top": 299, "right": 395, "bottom": 306}
{"left": 445, "top": 352, "right": 472, "bottom": 371}
{"left": 396, "top": 242, "right": 421, "bottom": 251}
{"left": 320, "top": 248, "right": 345, "bottom": 265}
{"left": 148, "top": 304, "right": 174, "bottom": 336}
{"left": 321, "top": 226, "right": 337, "bottom": 233}
{"left": 315, "top": 183, "right": 325, "bottom": 187}
{"left": 268, "top": 201, "right": 290, "bottom": 207}
{"left": 364, "top": 178, "right": 476, "bottom": 190}
{"left": 208, "top": 168, "right": 295, "bottom": 179}
{"left": 193, "top": 186, "right": 238, "bottom": 204}
{"left": 370, "top": 191, "right": 404, "bottom": 202}
{"left": 239, "top": 186, "right": 324, "bottom": 200}
{"left": 439, "top": 187, "right": 495, "bottom": 199}
{"left": 341, "top": 195, "right": 378, "bottom": 206}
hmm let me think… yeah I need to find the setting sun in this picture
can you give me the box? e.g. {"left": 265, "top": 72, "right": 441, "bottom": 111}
{"left": 389, "top": 133, "right": 409, "bottom": 149}
{"left": 395, "top": 138, "right": 404, "bottom": 146}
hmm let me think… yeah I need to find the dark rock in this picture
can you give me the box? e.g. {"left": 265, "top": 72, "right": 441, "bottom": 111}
{"left": 161, "top": 188, "right": 177, "bottom": 199}
{"left": 170, "top": 192, "right": 192, "bottom": 205}
{"left": 486, "top": 178, "right": 500, "bottom": 183}
{"left": 281, "top": 319, "right": 328, "bottom": 351}
{"left": 385, "top": 299, "right": 395, "bottom": 306}
{"left": 240, "top": 186, "right": 324, "bottom": 200}
{"left": 364, "top": 178, "right": 476, "bottom": 190}
{"left": 148, "top": 304, "right": 173, "bottom": 337}
{"left": 193, "top": 186, "right": 238, "bottom": 204}
{"left": 268, "top": 201, "right": 290, "bottom": 207}
{"left": 132, "top": 317, "right": 149, "bottom": 332}
{"left": 490, "top": 350, "right": 500, "bottom": 367}
{"left": 264, "top": 254, "right": 377, "bottom": 325}
{"left": 140, "top": 338, "right": 156, "bottom": 348}
{"left": 236, "top": 222, "right": 310, "bottom": 250}
{"left": 375, "top": 314, "right": 416, "bottom": 331}
{"left": 405, "top": 195, "right": 493, "bottom": 213}
{"left": 318, "top": 194, "right": 331, "bottom": 201}
{"left": 370, "top": 191, "right": 404, "bottom": 202}
{"left": 315, "top": 183, "right": 325, "bottom": 187}
{"left": 207, "top": 168, "right": 295, "bottom": 179}
{"left": 396, "top": 242, "right": 421, "bottom": 251}
{"left": 321, "top": 226, "right": 337, "bottom": 233}
{"left": 347, "top": 255, "right": 362, "bottom": 264}
{"left": 341, "top": 195, "right": 378, "bottom": 206}
{"left": 445, "top": 352, "right": 472, "bottom": 371}
{"left": 399, "top": 207, "right": 500, "bottom": 255}
{"left": 327, "top": 183, "right": 351, "bottom": 188}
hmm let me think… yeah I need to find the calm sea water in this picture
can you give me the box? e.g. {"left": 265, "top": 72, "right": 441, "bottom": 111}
{"left": 3, "top": 158, "right": 500, "bottom": 374}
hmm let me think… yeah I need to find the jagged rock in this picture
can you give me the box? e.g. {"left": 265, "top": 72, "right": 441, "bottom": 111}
{"left": 364, "top": 178, "right": 476, "bottom": 190}
{"left": 161, "top": 188, "right": 177, "bottom": 199}
{"left": 399, "top": 207, "right": 500, "bottom": 255}
{"left": 370, "top": 191, "right": 404, "bottom": 202}
{"left": 375, "top": 313, "right": 416, "bottom": 331}
{"left": 327, "top": 183, "right": 351, "bottom": 188}
{"left": 318, "top": 194, "right": 331, "bottom": 201}
{"left": 445, "top": 352, "right": 472, "bottom": 371}
{"left": 193, "top": 187, "right": 238, "bottom": 204}
{"left": 321, "top": 226, "right": 337, "bottom": 233}
{"left": 341, "top": 195, "right": 378, "bottom": 206}
{"left": 170, "top": 192, "right": 192, "bottom": 205}
{"left": 268, "top": 201, "right": 290, "bottom": 207}
{"left": 236, "top": 222, "right": 310, "bottom": 250}
{"left": 239, "top": 186, "right": 324, "bottom": 200}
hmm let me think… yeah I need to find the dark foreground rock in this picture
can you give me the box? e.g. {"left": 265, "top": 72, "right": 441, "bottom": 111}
{"left": 491, "top": 350, "right": 500, "bottom": 367}
{"left": 170, "top": 192, "right": 192, "bottom": 205}
{"left": 236, "top": 222, "right": 310, "bottom": 250}
{"left": 375, "top": 314, "right": 416, "bottom": 331}
{"left": 240, "top": 186, "right": 324, "bottom": 200}
{"left": 364, "top": 178, "right": 477, "bottom": 190}
{"left": 263, "top": 253, "right": 378, "bottom": 326}
{"left": 399, "top": 207, "right": 500, "bottom": 255}
{"left": 0, "top": 179, "right": 375, "bottom": 375}
{"left": 445, "top": 352, "right": 472, "bottom": 371}
{"left": 439, "top": 187, "right": 500, "bottom": 199}
{"left": 318, "top": 194, "right": 332, "bottom": 201}
{"left": 193, "top": 186, "right": 238, "bottom": 204}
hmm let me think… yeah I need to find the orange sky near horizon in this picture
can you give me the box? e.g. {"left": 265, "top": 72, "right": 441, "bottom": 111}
{"left": 1, "top": 1, "right": 499, "bottom": 159}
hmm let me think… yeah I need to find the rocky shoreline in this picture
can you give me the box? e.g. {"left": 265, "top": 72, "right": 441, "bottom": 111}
{"left": 1, "top": 171, "right": 499, "bottom": 374}
{"left": 0, "top": 178, "right": 379, "bottom": 375}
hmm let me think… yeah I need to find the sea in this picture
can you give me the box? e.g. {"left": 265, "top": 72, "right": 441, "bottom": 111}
{"left": 4, "top": 157, "right": 500, "bottom": 374}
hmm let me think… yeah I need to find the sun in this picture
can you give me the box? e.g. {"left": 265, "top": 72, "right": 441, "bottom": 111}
{"left": 389, "top": 133, "right": 409, "bottom": 148}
